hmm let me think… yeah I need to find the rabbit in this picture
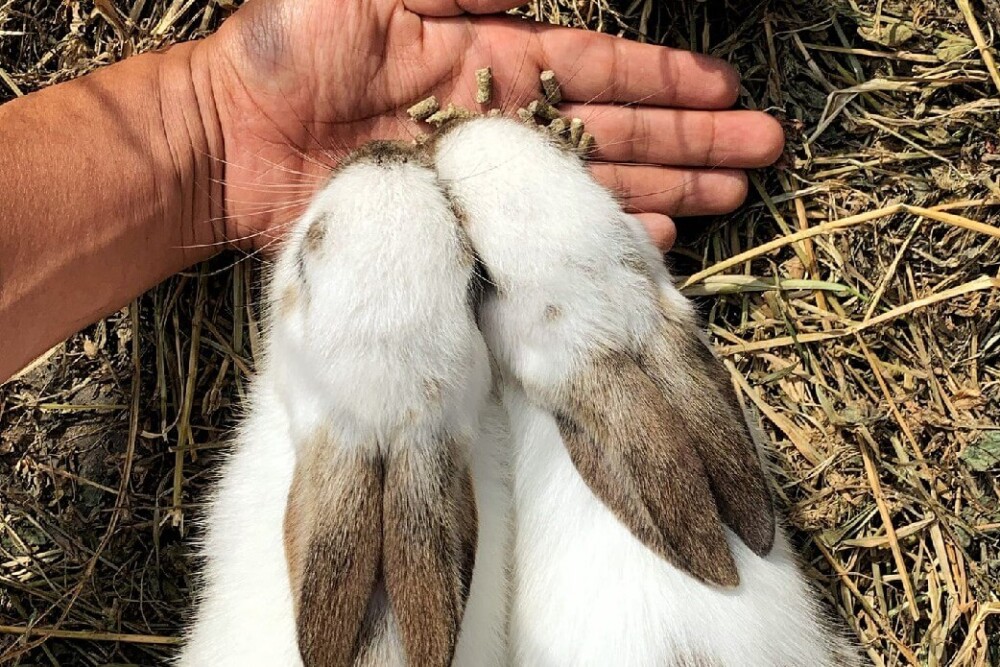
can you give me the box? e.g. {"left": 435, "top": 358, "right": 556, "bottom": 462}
{"left": 430, "top": 116, "right": 861, "bottom": 667}
{"left": 177, "top": 140, "right": 511, "bottom": 667}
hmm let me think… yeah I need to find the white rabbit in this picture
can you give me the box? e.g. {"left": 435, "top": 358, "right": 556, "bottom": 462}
{"left": 431, "top": 116, "right": 860, "bottom": 667}
{"left": 177, "top": 141, "right": 510, "bottom": 667}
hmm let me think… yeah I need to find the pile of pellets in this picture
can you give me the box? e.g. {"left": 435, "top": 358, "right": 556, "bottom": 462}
{"left": 406, "top": 68, "right": 594, "bottom": 155}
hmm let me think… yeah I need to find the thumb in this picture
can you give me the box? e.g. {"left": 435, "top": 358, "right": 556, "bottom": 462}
{"left": 402, "top": 0, "right": 523, "bottom": 17}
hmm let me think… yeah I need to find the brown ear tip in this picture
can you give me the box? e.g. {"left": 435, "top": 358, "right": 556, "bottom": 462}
{"left": 699, "top": 561, "right": 741, "bottom": 588}
{"left": 756, "top": 521, "right": 778, "bottom": 557}
{"left": 744, "top": 504, "right": 778, "bottom": 557}
{"left": 718, "top": 573, "right": 741, "bottom": 588}
{"left": 684, "top": 543, "right": 741, "bottom": 588}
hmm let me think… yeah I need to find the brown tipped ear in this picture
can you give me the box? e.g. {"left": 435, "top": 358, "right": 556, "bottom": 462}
{"left": 383, "top": 436, "right": 478, "bottom": 667}
{"left": 284, "top": 447, "right": 383, "bottom": 666}
{"left": 641, "top": 320, "right": 776, "bottom": 557}
{"left": 556, "top": 352, "right": 740, "bottom": 587}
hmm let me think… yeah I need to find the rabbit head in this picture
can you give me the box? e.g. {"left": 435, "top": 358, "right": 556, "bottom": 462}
{"left": 430, "top": 117, "right": 775, "bottom": 587}
{"left": 270, "top": 140, "right": 490, "bottom": 666}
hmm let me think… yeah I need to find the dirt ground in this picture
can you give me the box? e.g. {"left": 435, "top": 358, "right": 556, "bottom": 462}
{"left": 1, "top": 0, "right": 999, "bottom": 665}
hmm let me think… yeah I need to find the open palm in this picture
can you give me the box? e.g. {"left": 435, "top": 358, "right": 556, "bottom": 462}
{"left": 203, "top": 0, "right": 784, "bottom": 250}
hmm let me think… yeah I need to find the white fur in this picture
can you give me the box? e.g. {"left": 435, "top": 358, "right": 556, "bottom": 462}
{"left": 433, "top": 117, "right": 858, "bottom": 666}
{"left": 177, "top": 383, "right": 302, "bottom": 667}
{"left": 178, "top": 154, "right": 510, "bottom": 666}
{"left": 505, "top": 385, "right": 847, "bottom": 666}
{"left": 453, "top": 395, "right": 512, "bottom": 667}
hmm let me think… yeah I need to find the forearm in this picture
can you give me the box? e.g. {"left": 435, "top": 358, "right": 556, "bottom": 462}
{"left": 0, "top": 41, "right": 222, "bottom": 382}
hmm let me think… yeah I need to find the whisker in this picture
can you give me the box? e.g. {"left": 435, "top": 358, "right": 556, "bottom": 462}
{"left": 615, "top": 177, "right": 698, "bottom": 205}
{"left": 209, "top": 199, "right": 314, "bottom": 213}
{"left": 182, "top": 223, "right": 294, "bottom": 267}
{"left": 206, "top": 177, "right": 321, "bottom": 192}
{"left": 194, "top": 146, "right": 326, "bottom": 181}
{"left": 201, "top": 240, "right": 283, "bottom": 276}
{"left": 196, "top": 145, "right": 331, "bottom": 188}
{"left": 545, "top": 43, "right": 594, "bottom": 101}
{"left": 390, "top": 107, "right": 422, "bottom": 144}
{"left": 568, "top": 90, "right": 663, "bottom": 131}
{"left": 207, "top": 201, "right": 310, "bottom": 223}
{"left": 499, "top": 31, "right": 536, "bottom": 113}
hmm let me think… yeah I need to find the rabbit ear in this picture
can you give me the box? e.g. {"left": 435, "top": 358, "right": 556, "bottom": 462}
{"left": 554, "top": 310, "right": 774, "bottom": 588}
{"left": 284, "top": 445, "right": 384, "bottom": 666}
{"left": 383, "top": 436, "right": 478, "bottom": 667}
{"left": 644, "top": 313, "right": 776, "bottom": 559}
{"left": 283, "top": 436, "right": 477, "bottom": 667}
{"left": 555, "top": 352, "right": 741, "bottom": 587}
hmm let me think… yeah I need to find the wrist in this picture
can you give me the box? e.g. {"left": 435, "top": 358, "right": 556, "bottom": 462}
{"left": 153, "top": 40, "right": 227, "bottom": 259}
{"left": 179, "top": 12, "right": 329, "bottom": 252}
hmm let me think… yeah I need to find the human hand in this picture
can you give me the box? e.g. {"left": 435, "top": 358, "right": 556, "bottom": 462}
{"left": 193, "top": 0, "right": 784, "bottom": 252}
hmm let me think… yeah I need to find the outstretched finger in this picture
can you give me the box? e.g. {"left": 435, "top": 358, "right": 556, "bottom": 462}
{"left": 530, "top": 23, "right": 741, "bottom": 109}
{"left": 461, "top": 18, "right": 742, "bottom": 110}
{"left": 589, "top": 164, "right": 749, "bottom": 217}
{"left": 404, "top": 0, "right": 523, "bottom": 17}
{"left": 561, "top": 105, "right": 785, "bottom": 169}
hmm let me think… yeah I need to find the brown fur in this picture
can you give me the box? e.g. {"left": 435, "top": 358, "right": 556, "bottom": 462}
{"left": 556, "top": 352, "right": 739, "bottom": 586}
{"left": 456, "top": 231, "right": 476, "bottom": 269}
{"left": 487, "top": 354, "right": 504, "bottom": 401}
{"left": 284, "top": 431, "right": 477, "bottom": 667}
{"left": 467, "top": 256, "right": 491, "bottom": 318}
{"left": 448, "top": 205, "right": 487, "bottom": 317}
{"left": 441, "top": 201, "right": 484, "bottom": 304}
{"left": 304, "top": 217, "right": 328, "bottom": 253}
{"left": 383, "top": 435, "right": 477, "bottom": 667}
{"left": 279, "top": 284, "right": 301, "bottom": 317}
{"left": 423, "top": 378, "right": 443, "bottom": 405}
{"left": 583, "top": 258, "right": 775, "bottom": 563}
{"left": 448, "top": 204, "right": 477, "bottom": 265}
{"left": 284, "top": 442, "right": 384, "bottom": 666}
{"left": 554, "top": 308, "right": 777, "bottom": 584}
{"left": 643, "top": 308, "right": 776, "bottom": 557}
{"left": 338, "top": 139, "right": 429, "bottom": 169}
{"left": 281, "top": 138, "right": 481, "bottom": 666}
{"left": 295, "top": 214, "right": 330, "bottom": 285}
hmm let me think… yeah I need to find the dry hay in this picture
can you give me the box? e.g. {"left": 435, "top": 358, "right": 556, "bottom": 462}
{"left": 1, "top": 0, "right": 999, "bottom": 664}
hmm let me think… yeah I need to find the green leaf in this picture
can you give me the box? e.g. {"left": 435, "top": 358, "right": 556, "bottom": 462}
{"left": 961, "top": 432, "right": 1000, "bottom": 472}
